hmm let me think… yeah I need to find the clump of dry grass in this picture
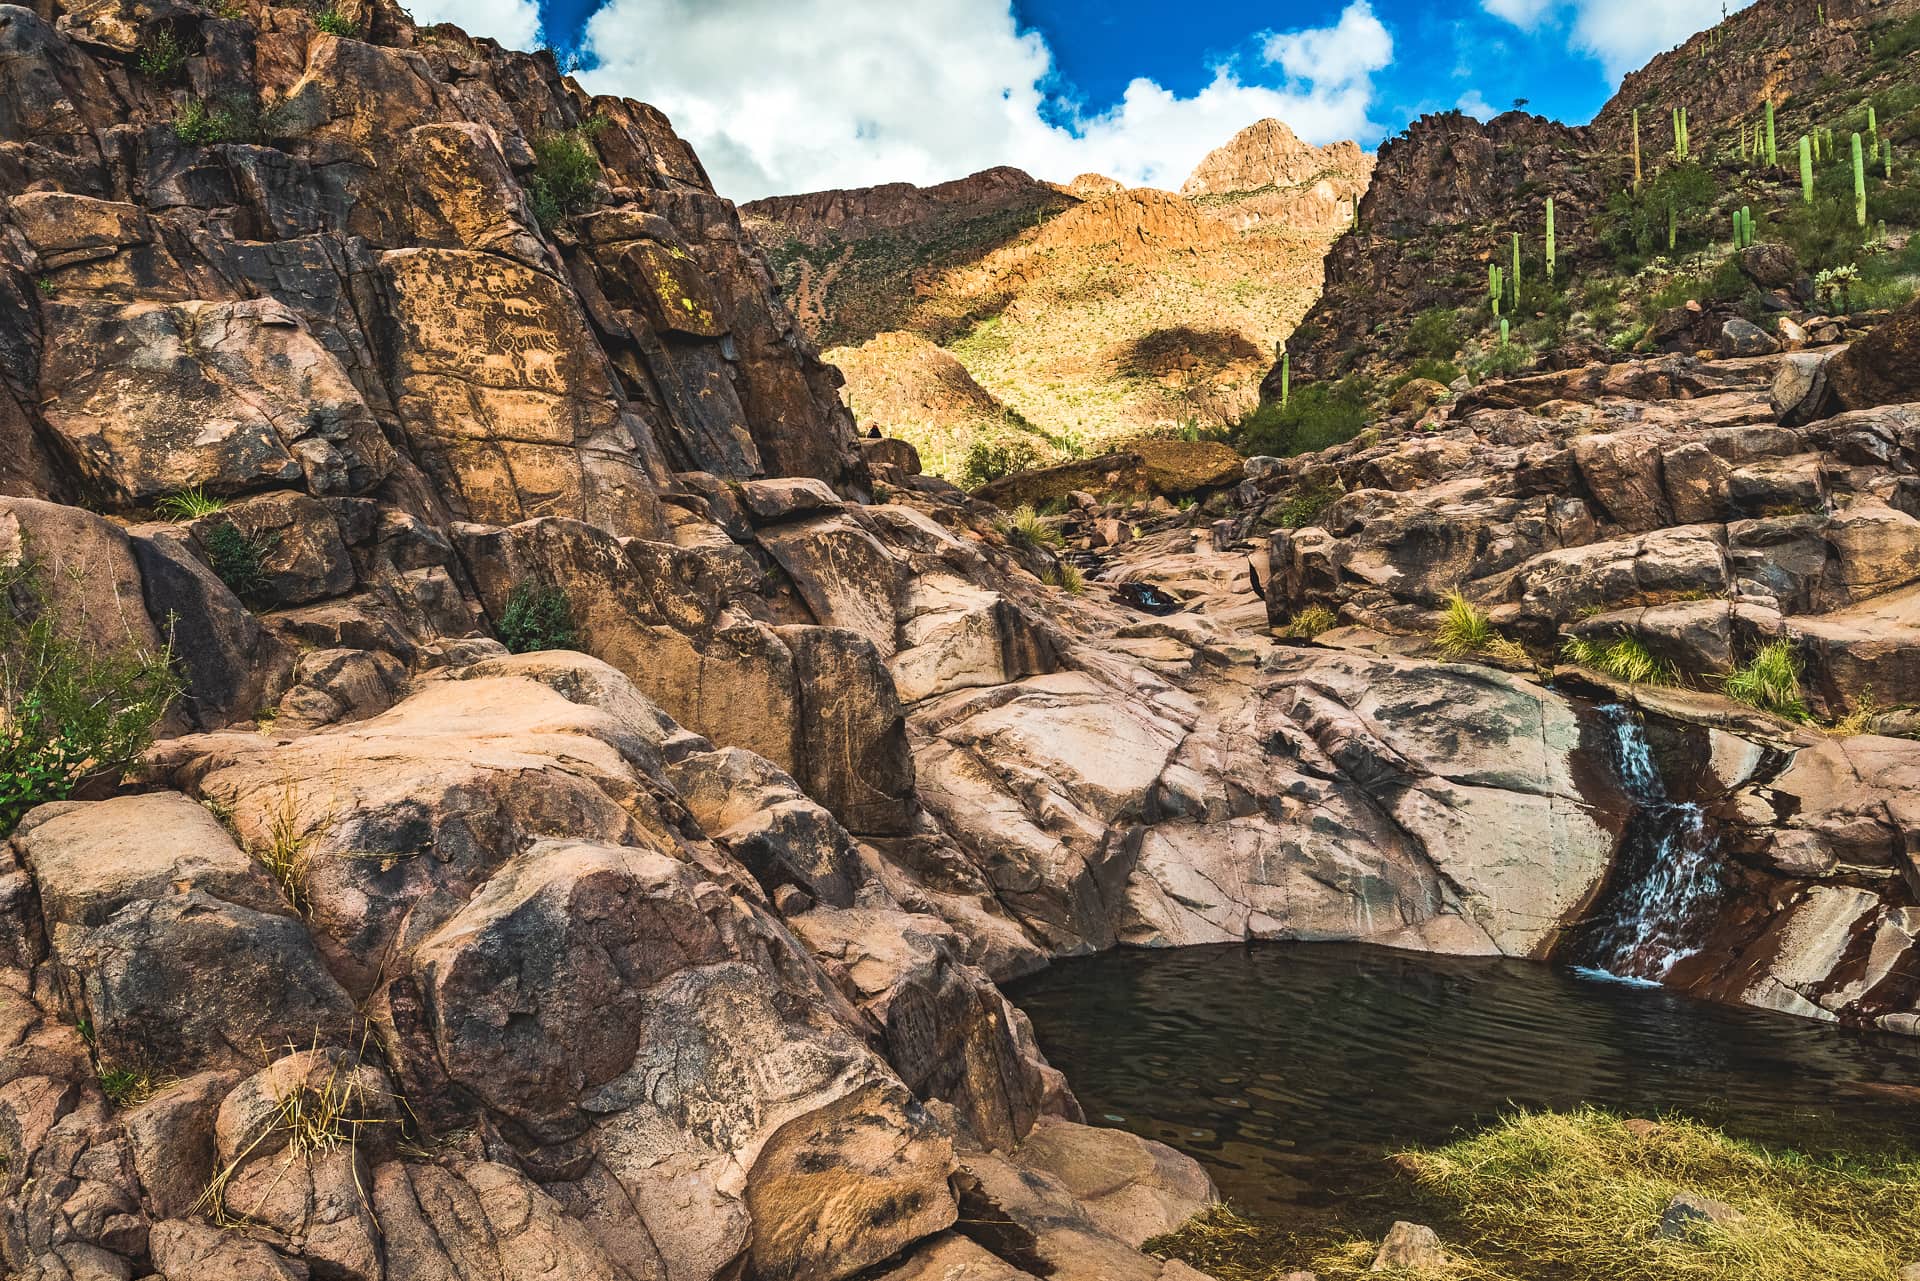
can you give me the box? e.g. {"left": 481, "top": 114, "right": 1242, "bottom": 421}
{"left": 1146, "top": 1109, "right": 1920, "bottom": 1281}
{"left": 1285, "top": 605, "right": 1339, "bottom": 639}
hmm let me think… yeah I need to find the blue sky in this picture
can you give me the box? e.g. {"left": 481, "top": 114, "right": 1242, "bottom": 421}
{"left": 406, "top": 0, "right": 1751, "bottom": 200}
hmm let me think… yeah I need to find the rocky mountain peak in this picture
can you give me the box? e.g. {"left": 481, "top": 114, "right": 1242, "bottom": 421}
{"left": 1181, "top": 116, "right": 1365, "bottom": 197}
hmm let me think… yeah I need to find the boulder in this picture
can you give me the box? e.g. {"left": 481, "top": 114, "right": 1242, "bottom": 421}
{"left": 1371, "top": 1221, "right": 1445, "bottom": 1270}
{"left": 1770, "top": 351, "right": 1834, "bottom": 426}
{"left": 1827, "top": 296, "right": 1920, "bottom": 411}
{"left": 1658, "top": 1193, "right": 1745, "bottom": 1238}
{"left": 148, "top": 1220, "right": 309, "bottom": 1281}
{"left": 193, "top": 492, "right": 355, "bottom": 607}
{"left": 1736, "top": 242, "right": 1801, "bottom": 290}
{"left": 1717, "top": 317, "right": 1778, "bottom": 358}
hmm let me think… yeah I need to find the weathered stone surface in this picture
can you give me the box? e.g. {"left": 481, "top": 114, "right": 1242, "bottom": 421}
{"left": 1371, "top": 1221, "right": 1445, "bottom": 1270}
{"left": 148, "top": 1220, "right": 309, "bottom": 1281}
{"left": 1827, "top": 296, "right": 1920, "bottom": 412}
{"left": 37, "top": 299, "right": 390, "bottom": 507}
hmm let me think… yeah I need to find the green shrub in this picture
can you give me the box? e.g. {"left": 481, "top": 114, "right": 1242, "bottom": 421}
{"left": 958, "top": 436, "right": 1046, "bottom": 489}
{"left": 173, "top": 93, "right": 291, "bottom": 146}
{"left": 1399, "top": 357, "right": 1462, "bottom": 388}
{"left": 1284, "top": 605, "right": 1338, "bottom": 639}
{"left": 156, "top": 487, "right": 226, "bottom": 521}
{"left": 1472, "top": 340, "right": 1533, "bottom": 380}
{"left": 998, "top": 504, "right": 1063, "bottom": 552}
{"left": 1722, "top": 640, "right": 1810, "bottom": 720}
{"left": 137, "top": 28, "right": 187, "bottom": 81}
{"left": 0, "top": 558, "right": 181, "bottom": 836}
{"left": 1266, "top": 478, "right": 1344, "bottom": 530}
{"left": 1596, "top": 162, "right": 1716, "bottom": 263}
{"left": 1407, "top": 306, "right": 1462, "bottom": 359}
{"left": 313, "top": 6, "right": 360, "bottom": 37}
{"left": 496, "top": 584, "right": 578, "bottom": 654}
{"left": 1562, "top": 632, "right": 1678, "bottom": 685}
{"left": 1234, "top": 380, "right": 1371, "bottom": 458}
{"left": 528, "top": 129, "right": 602, "bottom": 227}
{"left": 200, "top": 518, "right": 278, "bottom": 608}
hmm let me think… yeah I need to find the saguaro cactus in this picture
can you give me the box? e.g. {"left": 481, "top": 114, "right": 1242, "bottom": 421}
{"left": 1853, "top": 132, "right": 1867, "bottom": 227}
{"left": 1280, "top": 350, "right": 1290, "bottom": 407}
{"left": 1668, "top": 199, "right": 1678, "bottom": 252}
{"left": 1511, "top": 231, "right": 1521, "bottom": 302}
{"left": 1632, "top": 106, "right": 1642, "bottom": 190}
{"left": 1490, "top": 263, "right": 1503, "bottom": 315}
{"left": 1869, "top": 105, "right": 1879, "bottom": 160}
{"left": 1545, "top": 198, "right": 1556, "bottom": 281}
{"left": 1500, "top": 317, "right": 1510, "bottom": 348}
{"left": 1765, "top": 100, "right": 1777, "bottom": 167}
{"left": 1801, "top": 134, "right": 1814, "bottom": 203}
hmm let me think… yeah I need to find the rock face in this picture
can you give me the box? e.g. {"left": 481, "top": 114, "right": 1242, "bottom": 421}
{"left": 1181, "top": 119, "right": 1371, "bottom": 202}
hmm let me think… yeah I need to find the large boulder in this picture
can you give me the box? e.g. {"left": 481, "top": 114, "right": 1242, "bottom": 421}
{"left": 1827, "top": 296, "right": 1920, "bottom": 412}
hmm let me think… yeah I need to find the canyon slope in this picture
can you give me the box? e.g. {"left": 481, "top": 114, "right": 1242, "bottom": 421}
{"left": 742, "top": 121, "right": 1371, "bottom": 478}
{"left": 4, "top": 0, "right": 1920, "bottom": 1279}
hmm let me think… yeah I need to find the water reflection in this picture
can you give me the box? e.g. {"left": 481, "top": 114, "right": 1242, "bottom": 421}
{"left": 1010, "top": 942, "right": 1920, "bottom": 1215}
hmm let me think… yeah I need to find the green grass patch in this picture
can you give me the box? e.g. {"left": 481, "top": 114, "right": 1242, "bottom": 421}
{"left": 1264, "top": 478, "right": 1344, "bottom": 531}
{"left": 137, "top": 28, "right": 187, "bottom": 81}
{"left": 199, "top": 519, "right": 278, "bottom": 609}
{"left": 1041, "top": 561, "right": 1086, "bottom": 594}
{"left": 1148, "top": 1108, "right": 1920, "bottom": 1281}
{"left": 496, "top": 584, "right": 578, "bottom": 654}
{"left": 1435, "top": 590, "right": 1493, "bottom": 657}
{"left": 1562, "top": 633, "right": 1679, "bottom": 685}
{"left": 1722, "top": 640, "right": 1811, "bottom": 721}
{"left": 313, "top": 6, "right": 360, "bottom": 37}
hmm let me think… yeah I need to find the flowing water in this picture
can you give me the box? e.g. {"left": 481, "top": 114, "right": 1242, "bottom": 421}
{"left": 1011, "top": 942, "right": 1920, "bottom": 1216}
{"left": 1571, "top": 705, "right": 1729, "bottom": 982}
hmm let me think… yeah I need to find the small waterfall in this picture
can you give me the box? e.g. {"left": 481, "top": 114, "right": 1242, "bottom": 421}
{"left": 1575, "top": 706, "right": 1727, "bottom": 983}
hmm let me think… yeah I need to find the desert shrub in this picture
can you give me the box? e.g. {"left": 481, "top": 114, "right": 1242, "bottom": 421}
{"left": 1722, "top": 640, "right": 1810, "bottom": 721}
{"left": 1234, "top": 380, "right": 1371, "bottom": 458}
{"left": 1472, "top": 340, "right": 1533, "bottom": 381}
{"left": 1407, "top": 307, "right": 1462, "bottom": 359}
{"left": 958, "top": 435, "right": 1046, "bottom": 489}
{"left": 1265, "top": 477, "right": 1344, "bottom": 530}
{"left": 1597, "top": 162, "right": 1717, "bottom": 264}
{"left": 1562, "top": 632, "right": 1679, "bottom": 685}
{"left": 313, "top": 6, "right": 359, "bottom": 37}
{"left": 496, "top": 584, "right": 578, "bottom": 654}
{"left": 0, "top": 558, "right": 182, "bottom": 836}
{"left": 137, "top": 28, "right": 187, "bottom": 81}
{"left": 528, "top": 128, "right": 602, "bottom": 226}
{"left": 997, "top": 504, "right": 1063, "bottom": 552}
{"left": 200, "top": 519, "right": 278, "bottom": 608}
{"left": 173, "top": 92, "right": 291, "bottom": 145}
{"left": 1284, "top": 605, "right": 1338, "bottom": 639}
{"left": 1876, "top": 12, "right": 1920, "bottom": 61}
{"left": 1396, "top": 357, "right": 1462, "bottom": 389}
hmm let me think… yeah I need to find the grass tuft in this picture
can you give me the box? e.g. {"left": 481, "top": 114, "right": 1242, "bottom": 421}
{"left": 251, "top": 780, "right": 312, "bottom": 916}
{"left": 155, "top": 486, "right": 226, "bottom": 522}
{"left": 998, "top": 504, "right": 1065, "bottom": 552}
{"left": 1434, "top": 590, "right": 1494, "bottom": 657}
{"left": 1562, "top": 633, "right": 1679, "bottom": 686}
{"left": 1041, "top": 561, "right": 1086, "bottom": 594}
{"left": 1722, "top": 641, "right": 1811, "bottom": 722}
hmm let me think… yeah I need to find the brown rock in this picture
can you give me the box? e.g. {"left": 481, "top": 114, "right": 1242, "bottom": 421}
{"left": 1371, "top": 1221, "right": 1445, "bottom": 1270}
{"left": 1827, "top": 297, "right": 1920, "bottom": 412}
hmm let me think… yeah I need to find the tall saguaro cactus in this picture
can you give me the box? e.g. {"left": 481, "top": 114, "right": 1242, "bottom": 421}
{"left": 1545, "top": 198, "right": 1556, "bottom": 281}
{"left": 1632, "top": 106, "right": 1642, "bottom": 190}
{"left": 1869, "top": 105, "right": 1880, "bottom": 160}
{"left": 1668, "top": 199, "right": 1678, "bottom": 252}
{"left": 1511, "top": 232, "right": 1521, "bottom": 304}
{"left": 1280, "top": 350, "right": 1290, "bottom": 408}
{"left": 1853, "top": 132, "right": 1867, "bottom": 228}
{"left": 1490, "top": 264, "right": 1503, "bottom": 315}
{"left": 1801, "top": 135, "right": 1814, "bottom": 203}
{"left": 1765, "top": 100, "right": 1777, "bottom": 167}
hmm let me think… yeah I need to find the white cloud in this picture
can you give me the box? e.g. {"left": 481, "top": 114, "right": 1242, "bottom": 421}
{"left": 406, "top": 0, "right": 542, "bottom": 48}
{"left": 1457, "top": 90, "right": 1497, "bottom": 121}
{"left": 1480, "top": 0, "right": 1554, "bottom": 29}
{"left": 1480, "top": 0, "right": 1758, "bottom": 82}
{"left": 578, "top": 0, "right": 1394, "bottom": 201}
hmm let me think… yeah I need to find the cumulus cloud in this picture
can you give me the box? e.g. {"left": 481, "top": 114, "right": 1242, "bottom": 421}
{"left": 1456, "top": 90, "right": 1497, "bottom": 122}
{"left": 406, "top": 0, "right": 542, "bottom": 48}
{"left": 578, "top": 0, "right": 1394, "bottom": 201}
{"left": 1481, "top": 0, "right": 1757, "bottom": 82}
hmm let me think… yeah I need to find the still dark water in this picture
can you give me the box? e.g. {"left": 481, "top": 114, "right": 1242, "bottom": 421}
{"left": 1010, "top": 942, "right": 1920, "bottom": 1216}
